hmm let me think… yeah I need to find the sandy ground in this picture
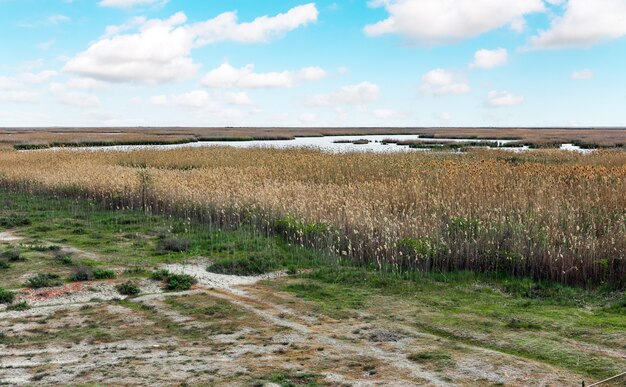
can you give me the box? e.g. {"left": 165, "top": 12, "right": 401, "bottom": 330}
{"left": 0, "top": 237, "right": 593, "bottom": 386}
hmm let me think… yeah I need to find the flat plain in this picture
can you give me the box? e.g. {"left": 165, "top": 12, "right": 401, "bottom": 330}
{"left": 1, "top": 130, "right": 625, "bottom": 386}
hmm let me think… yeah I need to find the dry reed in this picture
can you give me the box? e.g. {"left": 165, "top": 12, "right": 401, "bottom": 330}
{"left": 0, "top": 146, "right": 624, "bottom": 287}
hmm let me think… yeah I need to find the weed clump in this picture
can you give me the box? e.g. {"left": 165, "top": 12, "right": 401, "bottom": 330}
{"left": 53, "top": 251, "right": 73, "bottom": 265}
{"left": 0, "top": 214, "right": 30, "bottom": 228}
{"left": 117, "top": 281, "right": 140, "bottom": 296}
{"left": 93, "top": 269, "right": 116, "bottom": 280}
{"left": 26, "top": 273, "right": 63, "bottom": 288}
{"left": 150, "top": 270, "right": 196, "bottom": 291}
{"left": 7, "top": 301, "right": 30, "bottom": 311}
{"left": 156, "top": 236, "right": 190, "bottom": 253}
{"left": 207, "top": 252, "right": 281, "bottom": 276}
{"left": 71, "top": 266, "right": 94, "bottom": 282}
{"left": 0, "top": 288, "right": 15, "bottom": 304}
{"left": 165, "top": 273, "right": 196, "bottom": 291}
{"left": 1, "top": 250, "right": 25, "bottom": 262}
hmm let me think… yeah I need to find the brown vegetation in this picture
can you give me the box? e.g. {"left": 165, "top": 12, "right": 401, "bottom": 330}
{"left": 1, "top": 127, "right": 626, "bottom": 148}
{"left": 1, "top": 146, "right": 625, "bottom": 287}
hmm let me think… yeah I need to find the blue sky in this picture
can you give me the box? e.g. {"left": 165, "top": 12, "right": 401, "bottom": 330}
{"left": 0, "top": 0, "right": 625, "bottom": 127}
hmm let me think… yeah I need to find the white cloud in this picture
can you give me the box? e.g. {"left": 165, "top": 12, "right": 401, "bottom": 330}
{"left": 0, "top": 91, "right": 39, "bottom": 103}
{"left": 201, "top": 64, "right": 326, "bottom": 89}
{"left": 298, "top": 112, "right": 317, "bottom": 124}
{"left": 571, "top": 69, "right": 593, "bottom": 80}
{"left": 99, "top": 0, "right": 167, "bottom": 8}
{"left": 49, "top": 83, "right": 101, "bottom": 107}
{"left": 373, "top": 108, "right": 397, "bottom": 119}
{"left": 37, "top": 40, "right": 55, "bottom": 50}
{"left": 529, "top": 0, "right": 626, "bottom": 49}
{"left": 298, "top": 67, "right": 328, "bottom": 81}
{"left": 486, "top": 91, "right": 524, "bottom": 107}
{"left": 420, "top": 69, "right": 470, "bottom": 96}
{"left": 222, "top": 91, "right": 253, "bottom": 105}
{"left": 0, "top": 71, "right": 57, "bottom": 90}
{"left": 470, "top": 48, "right": 508, "bottom": 69}
{"left": 189, "top": 3, "right": 318, "bottom": 46}
{"left": 365, "top": 0, "right": 545, "bottom": 45}
{"left": 149, "top": 90, "right": 254, "bottom": 109}
{"left": 64, "top": 5, "right": 318, "bottom": 84}
{"left": 307, "top": 82, "right": 380, "bottom": 106}
{"left": 48, "top": 15, "right": 70, "bottom": 25}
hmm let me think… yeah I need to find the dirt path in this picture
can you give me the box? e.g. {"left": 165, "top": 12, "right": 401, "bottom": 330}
{"left": 1, "top": 260, "right": 589, "bottom": 385}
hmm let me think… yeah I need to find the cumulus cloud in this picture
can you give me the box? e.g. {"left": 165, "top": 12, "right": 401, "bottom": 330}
{"left": 571, "top": 69, "right": 593, "bottom": 80}
{"left": 63, "top": 4, "right": 318, "bottom": 84}
{"left": 529, "top": 0, "right": 626, "bottom": 49}
{"left": 99, "top": 0, "right": 168, "bottom": 8}
{"left": 365, "top": 0, "right": 545, "bottom": 45}
{"left": 49, "top": 83, "right": 101, "bottom": 107}
{"left": 486, "top": 91, "right": 524, "bottom": 107}
{"left": 420, "top": 69, "right": 470, "bottom": 96}
{"left": 0, "top": 91, "right": 39, "bottom": 103}
{"left": 307, "top": 82, "right": 380, "bottom": 106}
{"left": 201, "top": 64, "right": 326, "bottom": 89}
{"left": 0, "top": 71, "right": 57, "bottom": 90}
{"left": 470, "top": 48, "right": 508, "bottom": 69}
{"left": 373, "top": 108, "right": 397, "bottom": 119}
{"left": 149, "top": 90, "right": 254, "bottom": 109}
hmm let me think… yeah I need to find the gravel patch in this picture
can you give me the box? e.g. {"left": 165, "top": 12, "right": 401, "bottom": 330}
{"left": 0, "top": 279, "right": 163, "bottom": 312}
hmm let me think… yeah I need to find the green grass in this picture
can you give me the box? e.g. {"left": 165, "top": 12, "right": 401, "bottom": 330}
{"left": 1, "top": 188, "right": 625, "bottom": 380}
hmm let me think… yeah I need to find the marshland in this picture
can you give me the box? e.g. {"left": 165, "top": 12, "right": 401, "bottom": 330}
{"left": 1, "top": 137, "right": 625, "bottom": 386}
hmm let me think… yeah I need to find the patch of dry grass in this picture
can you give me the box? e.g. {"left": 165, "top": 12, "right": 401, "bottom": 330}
{"left": 0, "top": 147, "right": 625, "bottom": 286}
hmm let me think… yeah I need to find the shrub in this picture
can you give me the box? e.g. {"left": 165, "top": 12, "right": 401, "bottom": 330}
{"left": 156, "top": 237, "right": 190, "bottom": 253}
{"left": 207, "top": 252, "right": 280, "bottom": 276}
{"left": 93, "top": 269, "right": 116, "bottom": 280}
{"left": 116, "top": 281, "right": 140, "bottom": 296}
{"left": 53, "top": 251, "right": 73, "bottom": 265}
{"left": 397, "top": 237, "right": 441, "bottom": 261}
{"left": 165, "top": 273, "right": 196, "bottom": 291}
{"left": 0, "top": 259, "right": 9, "bottom": 270}
{"left": 0, "top": 288, "right": 15, "bottom": 304}
{"left": 26, "top": 273, "right": 63, "bottom": 289}
{"left": 71, "top": 266, "right": 94, "bottom": 282}
{"left": 7, "top": 301, "right": 30, "bottom": 311}
{"left": 0, "top": 214, "right": 31, "bottom": 228}
{"left": 150, "top": 269, "right": 171, "bottom": 281}
{"left": 150, "top": 269, "right": 196, "bottom": 291}
{"left": 1, "top": 250, "right": 25, "bottom": 262}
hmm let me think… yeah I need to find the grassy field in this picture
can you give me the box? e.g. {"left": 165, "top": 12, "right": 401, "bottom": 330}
{"left": 0, "top": 143, "right": 625, "bottom": 385}
{"left": 1, "top": 188, "right": 625, "bottom": 385}
{"left": 2, "top": 127, "right": 626, "bottom": 149}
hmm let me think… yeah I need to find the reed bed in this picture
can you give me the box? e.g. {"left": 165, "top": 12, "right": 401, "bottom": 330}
{"left": 0, "top": 147, "right": 624, "bottom": 287}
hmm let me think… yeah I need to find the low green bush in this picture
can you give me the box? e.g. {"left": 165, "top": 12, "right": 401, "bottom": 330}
{"left": 116, "top": 281, "right": 140, "bottom": 296}
{"left": 207, "top": 252, "right": 280, "bottom": 276}
{"left": 26, "top": 273, "right": 63, "bottom": 289}
{"left": 93, "top": 269, "right": 116, "bottom": 280}
{"left": 165, "top": 273, "right": 196, "bottom": 291}
{"left": 150, "top": 270, "right": 196, "bottom": 291}
{"left": 0, "top": 214, "right": 31, "bottom": 228}
{"left": 53, "top": 251, "right": 73, "bottom": 265}
{"left": 0, "top": 288, "right": 15, "bottom": 304}
{"left": 7, "top": 301, "right": 30, "bottom": 311}
{"left": 1, "top": 250, "right": 25, "bottom": 262}
{"left": 156, "top": 237, "right": 190, "bottom": 253}
{"left": 70, "top": 266, "right": 94, "bottom": 282}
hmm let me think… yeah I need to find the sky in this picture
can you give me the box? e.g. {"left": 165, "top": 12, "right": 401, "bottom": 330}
{"left": 0, "top": 0, "right": 625, "bottom": 127}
